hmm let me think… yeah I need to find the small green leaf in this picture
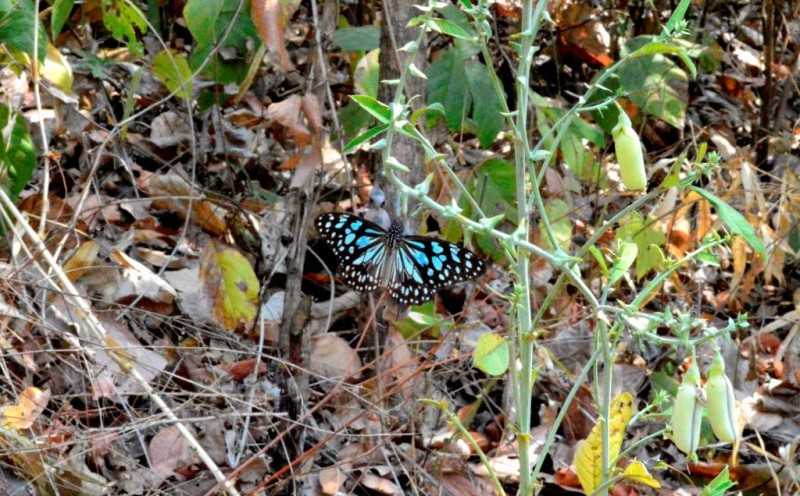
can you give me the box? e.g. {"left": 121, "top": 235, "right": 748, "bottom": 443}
{"left": 343, "top": 123, "right": 388, "bottom": 154}
{"left": 541, "top": 199, "right": 572, "bottom": 252}
{"left": 395, "top": 301, "right": 450, "bottom": 339}
{"left": 700, "top": 465, "right": 737, "bottom": 496}
{"left": 608, "top": 241, "right": 638, "bottom": 287}
{"left": 50, "top": 0, "right": 75, "bottom": 38}
{"left": 473, "top": 332, "right": 509, "bottom": 376}
{"left": 588, "top": 245, "right": 608, "bottom": 276}
{"left": 689, "top": 186, "right": 766, "bottom": 257}
{"left": 350, "top": 95, "right": 391, "bottom": 124}
{"left": 152, "top": 50, "right": 193, "bottom": 99}
{"left": 354, "top": 49, "right": 380, "bottom": 98}
{"left": 331, "top": 26, "right": 380, "bottom": 51}
{"left": 101, "top": 0, "right": 148, "bottom": 56}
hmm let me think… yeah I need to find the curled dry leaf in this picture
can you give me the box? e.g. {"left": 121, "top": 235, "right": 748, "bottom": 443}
{"left": 63, "top": 240, "right": 100, "bottom": 282}
{"left": 110, "top": 249, "right": 177, "bottom": 306}
{"left": 1, "top": 386, "right": 50, "bottom": 429}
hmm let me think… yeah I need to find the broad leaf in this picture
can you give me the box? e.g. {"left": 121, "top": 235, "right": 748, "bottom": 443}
{"left": 473, "top": 332, "right": 509, "bottom": 376}
{"left": 465, "top": 61, "right": 504, "bottom": 148}
{"left": 152, "top": 50, "right": 193, "bottom": 100}
{"left": 690, "top": 186, "right": 766, "bottom": 257}
{"left": 331, "top": 26, "right": 380, "bottom": 51}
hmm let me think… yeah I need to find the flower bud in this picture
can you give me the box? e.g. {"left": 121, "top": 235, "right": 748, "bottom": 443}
{"left": 705, "top": 351, "right": 738, "bottom": 443}
{"left": 670, "top": 360, "right": 702, "bottom": 456}
{"left": 612, "top": 112, "right": 647, "bottom": 191}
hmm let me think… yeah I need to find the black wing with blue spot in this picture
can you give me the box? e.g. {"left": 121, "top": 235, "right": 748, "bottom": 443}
{"left": 315, "top": 212, "right": 388, "bottom": 292}
{"left": 388, "top": 236, "right": 486, "bottom": 305}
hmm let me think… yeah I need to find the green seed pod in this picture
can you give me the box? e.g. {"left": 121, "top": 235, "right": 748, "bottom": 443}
{"left": 612, "top": 112, "right": 647, "bottom": 191}
{"left": 670, "top": 361, "right": 702, "bottom": 456}
{"left": 705, "top": 351, "right": 738, "bottom": 443}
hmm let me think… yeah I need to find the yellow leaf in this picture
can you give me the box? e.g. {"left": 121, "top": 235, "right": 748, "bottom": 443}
{"left": 200, "top": 241, "right": 260, "bottom": 332}
{"left": 622, "top": 459, "right": 661, "bottom": 489}
{"left": 41, "top": 43, "right": 73, "bottom": 93}
{"left": 573, "top": 392, "right": 635, "bottom": 494}
{"left": 1, "top": 387, "right": 50, "bottom": 429}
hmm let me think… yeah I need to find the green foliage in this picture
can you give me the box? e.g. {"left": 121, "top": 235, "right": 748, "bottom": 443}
{"left": 152, "top": 50, "right": 193, "bottom": 99}
{"left": 700, "top": 466, "right": 736, "bottom": 496}
{"left": 690, "top": 186, "right": 766, "bottom": 257}
{"left": 473, "top": 332, "right": 509, "bottom": 376}
{"left": 394, "top": 301, "right": 450, "bottom": 339}
{"left": 184, "top": 0, "right": 257, "bottom": 84}
{"left": 331, "top": 26, "right": 380, "bottom": 52}
{"left": 51, "top": 0, "right": 75, "bottom": 38}
{"left": 608, "top": 241, "right": 638, "bottom": 288}
{"left": 540, "top": 199, "right": 572, "bottom": 252}
{"left": 426, "top": 46, "right": 504, "bottom": 148}
{"left": 0, "top": 0, "right": 47, "bottom": 61}
{"left": 616, "top": 212, "right": 666, "bottom": 279}
{"left": 458, "top": 158, "right": 516, "bottom": 261}
{"left": 0, "top": 105, "right": 37, "bottom": 201}
{"left": 101, "top": 0, "right": 147, "bottom": 57}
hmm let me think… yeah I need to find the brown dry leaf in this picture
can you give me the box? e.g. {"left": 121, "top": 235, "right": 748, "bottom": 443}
{"left": 289, "top": 144, "right": 322, "bottom": 190}
{"left": 319, "top": 466, "right": 346, "bottom": 495}
{"left": 63, "top": 240, "right": 100, "bottom": 282}
{"left": 1, "top": 387, "right": 49, "bottom": 429}
{"left": 361, "top": 473, "right": 401, "bottom": 495}
{"left": 729, "top": 235, "right": 748, "bottom": 293}
{"left": 266, "top": 95, "right": 311, "bottom": 145}
{"left": 301, "top": 94, "right": 323, "bottom": 133}
{"left": 251, "top": 0, "right": 301, "bottom": 72}
{"left": 145, "top": 173, "right": 227, "bottom": 236}
{"left": 309, "top": 333, "right": 362, "bottom": 382}
{"left": 149, "top": 111, "right": 192, "bottom": 148}
{"left": 552, "top": 2, "right": 612, "bottom": 67}
{"left": 199, "top": 241, "right": 260, "bottom": 332}
{"left": 148, "top": 425, "right": 195, "bottom": 485}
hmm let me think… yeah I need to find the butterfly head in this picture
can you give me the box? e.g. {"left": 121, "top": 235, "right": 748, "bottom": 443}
{"left": 386, "top": 220, "right": 405, "bottom": 248}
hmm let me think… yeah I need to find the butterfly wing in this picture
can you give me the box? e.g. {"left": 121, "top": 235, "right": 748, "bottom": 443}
{"left": 388, "top": 236, "right": 486, "bottom": 305}
{"left": 315, "top": 212, "right": 389, "bottom": 292}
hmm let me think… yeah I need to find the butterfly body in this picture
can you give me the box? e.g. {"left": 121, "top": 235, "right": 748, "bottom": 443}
{"left": 315, "top": 212, "right": 485, "bottom": 305}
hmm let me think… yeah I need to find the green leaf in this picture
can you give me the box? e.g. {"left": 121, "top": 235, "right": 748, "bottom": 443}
{"left": 465, "top": 61, "right": 504, "bottom": 148}
{"left": 689, "top": 186, "right": 766, "bottom": 257}
{"left": 426, "top": 46, "right": 470, "bottom": 130}
{"left": 617, "top": 212, "right": 666, "bottom": 279}
{"left": 608, "top": 241, "right": 638, "bottom": 287}
{"left": 700, "top": 465, "right": 737, "bottom": 496}
{"left": 101, "top": 0, "right": 148, "bottom": 57}
{"left": 0, "top": 0, "right": 47, "bottom": 61}
{"left": 50, "top": 0, "right": 75, "bottom": 38}
{"left": 0, "top": 104, "right": 37, "bottom": 201}
{"left": 331, "top": 26, "right": 380, "bottom": 51}
{"left": 394, "top": 301, "right": 450, "bottom": 339}
{"left": 461, "top": 158, "right": 516, "bottom": 261}
{"left": 617, "top": 36, "right": 691, "bottom": 128}
{"left": 152, "top": 50, "right": 193, "bottom": 100}
{"left": 350, "top": 95, "right": 391, "bottom": 124}
{"left": 473, "top": 332, "right": 509, "bottom": 376}
{"left": 541, "top": 198, "right": 572, "bottom": 252}
{"left": 343, "top": 123, "right": 388, "bottom": 154}
{"left": 354, "top": 49, "right": 379, "bottom": 98}
{"left": 428, "top": 18, "right": 474, "bottom": 41}
{"left": 664, "top": 0, "right": 691, "bottom": 34}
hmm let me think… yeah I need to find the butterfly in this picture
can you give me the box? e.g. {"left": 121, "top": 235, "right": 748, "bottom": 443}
{"left": 315, "top": 212, "right": 486, "bottom": 305}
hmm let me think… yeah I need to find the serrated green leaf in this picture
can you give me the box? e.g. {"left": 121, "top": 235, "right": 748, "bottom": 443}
{"left": 152, "top": 50, "right": 193, "bottom": 99}
{"left": 0, "top": 104, "right": 37, "bottom": 201}
{"left": 473, "top": 332, "right": 509, "bottom": 376}
{"left": 465, "top": 61, "right": 504, "bottom": 148}
{"left": 689, "top": 186, "right": 766, "bottom": 257}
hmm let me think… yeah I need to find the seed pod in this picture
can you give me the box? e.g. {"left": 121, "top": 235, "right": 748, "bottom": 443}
{"left": 705, "top": 351, "right": 738, "bottom": 443}
{"left": 670, "top": 360, "right": 702, "bottom": 456}
{"left": 612, "top": 112, "right": 647, "bottom": 191}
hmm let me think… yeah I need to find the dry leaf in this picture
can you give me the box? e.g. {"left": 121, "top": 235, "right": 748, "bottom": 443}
{"left": 63, "top": 240, "right": 100, "bottom": 282}
{"left": 1, "top": 387, "right": 49, "bottom": 429}
{"left": 149, "top": 425, "right": 194, "bottom": 485}
{"left": 110, "top": 249, "right": 177, "bottom": 305}
{"left": 319, "top": 466, "right": 346, "bottom": 495}
{"left": 309, "top": 333, "right": 362, "bottom": 382}
{"left": 145, "top": 173, "right": 228, "bottom": 236}
{"left": 251, "top": 0, "right": 301, "bottom": 71}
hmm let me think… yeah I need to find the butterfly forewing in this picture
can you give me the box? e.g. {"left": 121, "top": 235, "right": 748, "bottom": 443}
{"left": 315, "top": 213, "right": 388, "bottom": 292}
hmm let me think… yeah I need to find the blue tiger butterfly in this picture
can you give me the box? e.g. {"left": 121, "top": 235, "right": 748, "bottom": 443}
{"left": 315, "top": 212, "right": 486, "bottom": 305}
